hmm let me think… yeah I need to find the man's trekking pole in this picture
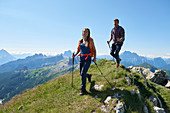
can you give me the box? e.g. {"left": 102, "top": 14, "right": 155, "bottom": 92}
{"left": 94, "top": 62, "right": 113, "bottom": 88}
{"left": 72, "top": 53, "right": 75, "bottom": 87}
{"left": 107, "top": 41, "right": 111, "bottom": 50}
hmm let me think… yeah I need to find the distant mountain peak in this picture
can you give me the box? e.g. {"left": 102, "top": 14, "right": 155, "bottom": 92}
{"left": 0, "top": 49, "right": 15, "bottom": 65}
{"left": 0, "top": 49, "right": 10, "bottom": 54}
{"left": 63, "top": 50, "right": 72, "bottom": 58}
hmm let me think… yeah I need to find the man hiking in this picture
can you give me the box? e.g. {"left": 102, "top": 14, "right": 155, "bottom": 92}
{"left": 107, "top": 19, "right": 125, "bottom": 68}
{"left": 72, "top": 28, "right": 96, "bottom": 95}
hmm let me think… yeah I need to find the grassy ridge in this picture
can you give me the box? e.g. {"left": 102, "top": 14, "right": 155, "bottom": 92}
{"left": 0, "top": 59, "right": 169, "bottom": 113}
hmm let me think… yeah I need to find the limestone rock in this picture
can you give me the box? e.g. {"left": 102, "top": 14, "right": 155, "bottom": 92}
{"left": 153, "top": 106, "right": 165, "bottom": 113}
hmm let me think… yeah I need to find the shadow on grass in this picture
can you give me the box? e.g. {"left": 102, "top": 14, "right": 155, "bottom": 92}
{"left": 147, "top": 83, "right": 170, "bottom": 112}
{"left": 84, "top": 80, "right": 146, "bottom": 113}
{"left": 84, "top": 77, "right": 170, "bottom": 113}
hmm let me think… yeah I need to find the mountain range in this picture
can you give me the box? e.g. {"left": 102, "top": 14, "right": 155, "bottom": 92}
{"left": 0, "top": 53, "right": 64, "bottom": 74}
{"left": 97, "top": 51, "right": 170, "bottom": 71}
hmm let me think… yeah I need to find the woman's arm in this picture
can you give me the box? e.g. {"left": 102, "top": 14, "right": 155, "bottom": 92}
{"left": 73, "top": 49, "right": 80, "bottom": 57}
{"left": 72, "top": 41, "right": 81, "bottom": 58}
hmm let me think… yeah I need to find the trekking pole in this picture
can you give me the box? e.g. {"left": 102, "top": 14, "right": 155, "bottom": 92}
{"left": 94, "top": 62, "right": 113, "bottom": 88}
{"left": 107, "top": 41, "right": 111, "bottom": 50}
{"left": 72, "top": 53, "right": 75, "bottom": 87}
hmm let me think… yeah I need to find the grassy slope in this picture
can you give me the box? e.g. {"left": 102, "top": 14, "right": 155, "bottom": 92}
{"left": 0, "top": 59, "right": 169, "bottom": 113}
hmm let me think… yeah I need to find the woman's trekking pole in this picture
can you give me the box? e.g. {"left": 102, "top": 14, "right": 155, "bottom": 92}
{"left": 72, "top": 53, "right": 74, "bottom": 87}
{"left": 94, "top": 62, "right": 113, "bottom": 88}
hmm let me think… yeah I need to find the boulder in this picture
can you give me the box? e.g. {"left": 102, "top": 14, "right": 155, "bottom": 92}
{"left": 150, "top": 70, "right": 167, "bottom": 85}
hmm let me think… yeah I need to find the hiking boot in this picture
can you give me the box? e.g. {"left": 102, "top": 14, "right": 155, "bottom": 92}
{"left": 88, "top": 74, "right": 92, "bottom": 82}
{"left": 115, "top": 63, "right": 119, "bottom": 68}
{"left": 80, "top": 90, "right": 88, "bottom": 96}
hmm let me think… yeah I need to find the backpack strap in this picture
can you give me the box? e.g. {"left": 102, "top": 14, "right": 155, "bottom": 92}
{"left": 77, "top": 39, "right": 83, "bottom": 51}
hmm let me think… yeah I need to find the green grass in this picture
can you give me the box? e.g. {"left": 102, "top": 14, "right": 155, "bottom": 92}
{"left": 0, "top": 59, "right": 169, "bottom": 113}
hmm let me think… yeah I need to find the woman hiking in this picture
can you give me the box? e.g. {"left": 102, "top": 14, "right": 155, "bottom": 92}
{"left": 72, "top": 28, "right": 96, "bottom": 95}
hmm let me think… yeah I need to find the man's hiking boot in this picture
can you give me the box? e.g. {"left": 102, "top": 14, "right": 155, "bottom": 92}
{"left": 115, "top": 63, "right": 119, "bottom": 68}
{"left": 88, "top": 74, "right": 92, "bottom": 82}
{"left": 80, "top": 90, "right": 88, "bottom": 96}
{"left": 115, "top": 58, "right": 121, "bottom": 68}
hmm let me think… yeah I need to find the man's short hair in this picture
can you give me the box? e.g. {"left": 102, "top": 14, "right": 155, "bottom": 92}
{"left": 114, "top": 19, "right": 119, "bottom": 23}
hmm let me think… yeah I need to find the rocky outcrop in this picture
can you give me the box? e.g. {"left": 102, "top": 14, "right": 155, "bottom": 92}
{"left": 101, "top": 93, "right": 125, "bottom": 113}
{"left": 128, "top": 66, "right": 168, "bottom": 86}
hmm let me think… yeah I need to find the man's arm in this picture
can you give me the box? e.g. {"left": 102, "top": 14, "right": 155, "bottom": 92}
{"left": 107, "top": 29, "right": 113, "bottom": 44}
{"left": 120, "top": 27, "right": 125, "bottom": 42}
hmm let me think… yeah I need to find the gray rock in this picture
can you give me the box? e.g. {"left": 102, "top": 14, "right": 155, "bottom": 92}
{"left": 0, "top": 99, "right": 4, "bottom": 105}
{"left": 143, "top": 105, "right": 148, "bottom": 113}
{"left": 114, "top": 101, "right": 125, "bottom": 113}
{"left": 104, "top": 96, "right": 112, "bottom": 104}
{"left": 149, "top": 94, "right": 158, "bottom": 106}
{"left": 153, "top": 106, "right": 166, "bottom": 113}
{"left": 150, "top": 70, "right": 167, "bottom": 84}
{"left": 165, "top": 80, "right": 170, "bottom": 88}
{"left": 18, "top": 105, "right": 23, "bottom": 110}
{"left": 92, "top": 85, "right": 104, "bottom": 90}
{"left": 137, "top": 88, "right": 142, "bottom": 101}
{"left": 101, "top": 105, "right": 108, "bottom": 113}
{"left": 125, "top": 75, "right": 131, "bottom": 86}
{"left": 130, "top": 89, "right": 136, "bottom": 95}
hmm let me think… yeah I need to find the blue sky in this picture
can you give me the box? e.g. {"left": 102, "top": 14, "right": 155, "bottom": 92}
{"left": 0, "top": 0, "right": 170, "bottom": 58}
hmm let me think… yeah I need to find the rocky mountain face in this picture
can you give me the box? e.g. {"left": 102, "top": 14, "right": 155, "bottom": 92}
{"left": 62, "top": 50, "right": 72, "bottom": 58}
{"left": 0, "top": 49, "right": 15, "bottom": 65}
{"left": 164, "top": 58, "right": 170, "bottom": 64}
